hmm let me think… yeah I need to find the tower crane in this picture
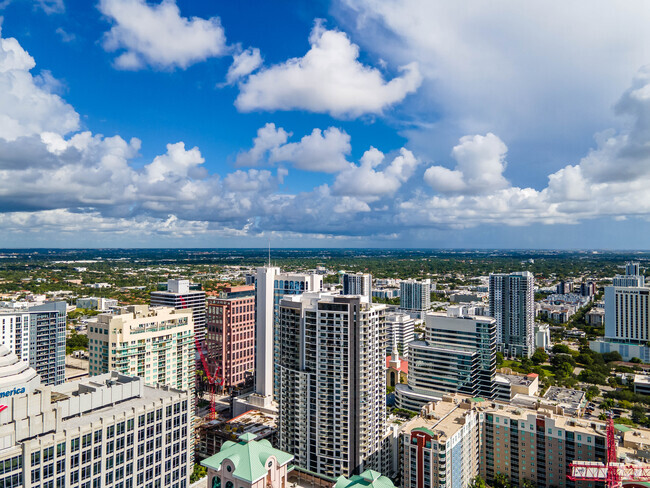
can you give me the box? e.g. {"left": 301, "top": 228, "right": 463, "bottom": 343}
{"left": 568, "top": 415, "right": 650, "bottom": 488}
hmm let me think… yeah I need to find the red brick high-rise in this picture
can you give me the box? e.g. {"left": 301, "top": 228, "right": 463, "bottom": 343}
{"left": 206, "top": 286, "right": 255, "bottom": 391}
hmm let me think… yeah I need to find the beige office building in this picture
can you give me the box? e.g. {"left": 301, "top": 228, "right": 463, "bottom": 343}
{"left": 88, "top": 305, "right": 195, "bottom": 393}
{"left": 0, "top": 372, "right": 192, "bottom": 488}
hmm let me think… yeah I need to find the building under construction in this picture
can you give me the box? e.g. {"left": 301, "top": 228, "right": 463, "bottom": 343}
{"left": 196, "top": 409, "right": 277, "bottom": 460}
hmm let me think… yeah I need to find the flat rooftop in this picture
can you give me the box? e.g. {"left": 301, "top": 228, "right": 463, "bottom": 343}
{"left": 496, "top": 373, "right": 536, "bottom": 386}
{"left": 543, "top": 386, "right": 586, "bottom": 410}
{"left": 400, "top": 395, "right": 474, "bottom": 444}
{"left": 53, "top": 373, "right": 183, "bottom": 430}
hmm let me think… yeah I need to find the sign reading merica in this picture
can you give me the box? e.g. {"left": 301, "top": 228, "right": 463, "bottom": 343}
{"left": 0, "top": 387, "right": 25, "bottom": 398}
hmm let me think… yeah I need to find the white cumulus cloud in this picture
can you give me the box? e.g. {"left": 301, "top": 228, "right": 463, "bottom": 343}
{"left": 99, "top": 0, "right": 228, "bottom": 70}
{"left": 333, "top": 147, "right": 419, "bottom": 197}
{"left": 225, "top": 47, "right": 262, "bottom": 85}
{"left": 237, "top": 124, "right": 351, "bottom": 173}
{"left": 235, "top": 20, "right": 422, "bottom": 118}
{"left": 0, "top": 28, "right": 79, "bottom": 141}
{"left": 424, "top": 133, "right": 509, "bottom": 194}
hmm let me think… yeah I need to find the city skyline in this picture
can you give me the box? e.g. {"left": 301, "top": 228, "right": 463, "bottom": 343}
{"left": 2, "top": 1, "right": 650, "bottom": 248}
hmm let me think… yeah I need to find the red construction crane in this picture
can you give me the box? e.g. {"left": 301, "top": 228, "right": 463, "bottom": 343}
{"left": 195, "top": 336, "right": 221, "bottom": 420}
{"left": 177, "top": 293, "right": 223, "bottom": 420}
{"left": 568, "top": 415, "right": 650, "bottom": 488}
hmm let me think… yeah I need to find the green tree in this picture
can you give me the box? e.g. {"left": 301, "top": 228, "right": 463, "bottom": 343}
{"left": 631, "top": 405, "right": 649, "bottom": 426}
{"left": 531, "top": 348, "right": 549, "bottom": 365}
{"left": 468, "top": 475, "right": 486, "bottom": 488}
{"left": 496, "top": 352, "right": 504, "bottom": 368}
{"left": 585, "top": 386, "right": 600, "bottom": 401}
{"left": 552, "top": 344, "right": 571, "bottom": 354}
{"left": 492, "top": 473, "right": 511, "bottom": 488}
{"left": 66, "top": 331, "right": 89, "bottom": 355}
{"left": 602, "top": 351, "right": 623, "bottom": 363}
{"left": 190, "top": 463, "right": 207, "bottom": 483}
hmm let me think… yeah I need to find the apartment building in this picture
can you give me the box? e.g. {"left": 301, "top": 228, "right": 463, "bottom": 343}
{"left": 341, "top": 273, "right": 372, "bottom": 302}
{"left": 0, "top": 301, "right": 67, "bottom": 386}
{"left": 88, "top": 305, "right": 195, "bottom": 393}
{"left": 592, "top": 262, "right": 650, "bottom": 361}
{"left": 396, "top": 312, "right": 496, "bottom": 411}
{"left": 402, "top": 396, "right": 482, "bottom": 488}
{"left": 385, "top": 312, "right": 415, "bottom": 358}
{"left": 244, "top": 266, "right": 323, "bottom": 410}
{"left": 0, "top": 372, "right": 192, "bottom": 488}
{"left": 151, "top": 279, "right": 206, "bottom": 343}
{"left": 402, "top": 394, "right": 650, "bottom": 488}
{"left": 489, "top": 272, "right": 535, "bottom": 358}
{"left": 205, "top": 286, "right": 255, "bottom": 390}
{"left": 400, "top": 280, "right": 431, "bottom": 313}
{"left": 277, "top": 292, "right": 387, "bottom": 478}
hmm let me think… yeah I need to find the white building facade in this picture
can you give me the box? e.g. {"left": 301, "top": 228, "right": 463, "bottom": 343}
{"left": 151, "top": 279, "right": 206, "bottom": 343}
{"left": 400, "top": 280, "right": 431, "bottom": 313}
{"left": 0, "top": 372, "right": 192, "bottom": 488}
{"left": 277, "top": 292, "right": 387, "bottom": 478}
{"left": 385, "top": 312, "right": 415, "bottom": 358}
{"left": 489, "top": 272, "right": 535, "bottom": 358}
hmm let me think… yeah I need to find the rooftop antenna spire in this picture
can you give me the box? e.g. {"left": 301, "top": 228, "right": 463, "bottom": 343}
{"left": 268, "top": 240, "right": 271, "bottom": 267}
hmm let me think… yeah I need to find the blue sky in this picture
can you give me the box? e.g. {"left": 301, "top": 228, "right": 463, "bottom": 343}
{"left": 1, "top": 0, "right": 650, "bottom": 248}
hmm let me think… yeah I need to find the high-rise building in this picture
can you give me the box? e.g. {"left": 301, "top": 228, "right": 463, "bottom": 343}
{"left": 612, "top": 261, "right": 645, "bottom": 287}
{"left": 400, "top": 393, "right": 647, "bottom": 488}
{"left": 0, "top": 301, "right": 68, "bottom": 386}
{"left": 31, "top": 302, "right": 67, "bottom": 386}
{"left": 385, "top": 312, "right": 415, "bottom": 358}
{"left": 341, "top": 273, "right": 372, "bottom": 302}
{"left": 591, "top": 263, "right": 650, "bottom": 361}
{"left": 0, "top": 371, "right": 192, "bottom": 488}
{"left": 0, "top": 310, "right": 30, "bottom": 363}
{"left": 400, "top": 280, "right": 431, "bottom": 313}
{"left": 604, "top": 285, "right": 650, "bottom": 344}
{"left": 556, "top": 281, "right": 574, "bottom": 294}
{"left": 579, "top": 281, "right": 597, "bottom": 297}
{"left": 88, "top": 305, "right": 195, "bottom": 393}
{"left": 206, "top": 285, "right": 255, "bottom": 391}
{"left": 402, "top": 396, "right": 482, "bottom": 488}
{"left": 151, "top": 279, "right": 206, "bottom": 343}
{"left": 489, "top": 271, "right": 535, "bottom": 358}
{"left": 396, "top": 311, "right": 496, "bottom": 411}
{"left": 244, "top": 267, "right": 323, "bottom": 410}
{"left": 277, "top": 292, "right": 387, "bottom": 478}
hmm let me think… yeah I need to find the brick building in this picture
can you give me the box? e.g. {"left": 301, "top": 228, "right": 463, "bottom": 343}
{"left": 206, "top": 286, "right": 255, "bottom": 391}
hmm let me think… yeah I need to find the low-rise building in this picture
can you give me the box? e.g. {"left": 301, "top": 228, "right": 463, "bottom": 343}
{"left": 493, "top": 369, "right": 539, "bottom": 401}
{"left": 201, "top": 433, "right": 293, "bottom": 488}
{"left": 633, "top": 374, "right": 650, "bottom": 396}
{"left": 334, "top": 470, "right": 397, "bottom": 488}
{"left": 76, "top": 297, "right": 118, "bottom": 311}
